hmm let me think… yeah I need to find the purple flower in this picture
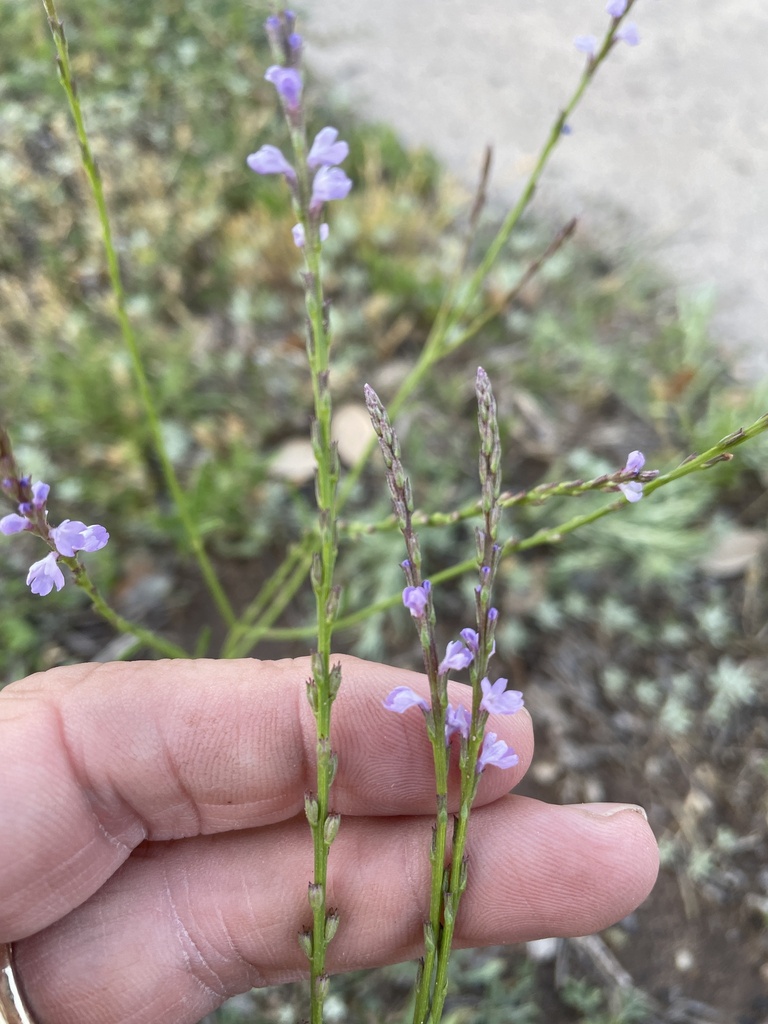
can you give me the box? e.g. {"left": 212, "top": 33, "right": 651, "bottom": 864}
{"left": 383, "top": 686, "right": 430, "bottom": 714}
{"left": 459, "top": 627, "right": 480, "bottom": 653}
{"left": 0, "top": 513, "right": 29, "bottom": 535}
{"left": 616, "top": 21, "right": 640, "bottom": 45}
{"left": 26, "top": 551, "right": 65, "bottom": 596}
{"left": 403, "top": 582, "right": 430, "bottom": 618}
{"left": 50, "top": 519, "right": 110, "bottom": 557}
{"left": 265, "top": 65, "right": 303, "bottom": 111}
{"left": 623, "top": 450, "right": 645, "bottom": 474}
{"left": 477, "top": 732, "right": 519, "bottom": 773}
{"left": 574, "top": 34, "right": 598, "bottom": 58}
{"left": 18, "top": 480, "right": 50, "bottom": 514}
{"left": 246, "top": 145, "right": 297, "bottom": 182}
{"left": 480, "top": 677, "right": 524, "bottom": 716}
{"left": 438, "top": 640, "right": 474, "bottom": 675}
{"left": 292, "top": 222, "right": 330, "bottom": 247}
{"left": 310, "top": 166, "right": 353, "bottom": 213}
{"left": 445, "top": 703, "right": 471, "bottom": 743}
{"left": 606, "top": 0, "right": 628, "bottom": 16}
{"left": 618, "top": 481, "right": 644, "bottom": 503}
{"left": 307, "top": 127, "right": 349, "bottom": 170}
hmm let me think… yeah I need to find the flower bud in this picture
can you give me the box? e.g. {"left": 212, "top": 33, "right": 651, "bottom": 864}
{"left": 323, "top": 812, "right": 341, "bottom": 846}
{"left": 298, "top": 928, "right": 313, "bottom": 959}
{"left": 308, "top": 882, "right": 324, "bottom": 912}
{"left": 304, "top": 792, "right": 319, "bottom": 827}
{"left": 324, "top": 911, "right": 340, "bottom": 943}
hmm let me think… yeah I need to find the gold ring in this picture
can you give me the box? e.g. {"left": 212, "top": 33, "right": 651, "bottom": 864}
{"left": 0, "top": 945, "right": 36, "bottom": 1024}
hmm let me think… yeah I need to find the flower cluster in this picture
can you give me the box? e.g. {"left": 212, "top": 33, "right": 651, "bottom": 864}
{"left": 0, "top": 475, "right": 108, "bottom": 596}
{"left": 383, "top": 586, "right": 524, "bottom": 773}
{"left": 247, "top": 13, "right": 352, "bottom": 248}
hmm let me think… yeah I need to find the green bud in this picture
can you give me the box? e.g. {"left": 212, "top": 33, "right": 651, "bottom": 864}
{"left": 328, "top": 662, "right": 342, "bottom": 699}
{"left": 314, "top": 974, "right": 330, "bottom": 1001}
{"left": 305, "top": 677, "right": 318, "bottom": 714}
{"left": 298, "top": 928, "right": 313, "bottom": 960}
{"left": 304, "top": 792, "right": 319, "bottom": 827}
{"left": 324, "top": 911, "right": 340, "bottom": 943}
{"left": 323, "top": 812, "right": 341, "bottom": 845}
{"left": 308, "top": 882, "right": 324, "bottom": 912}
{"left": 423, "top": 921, "right": 436, "bottom": 956}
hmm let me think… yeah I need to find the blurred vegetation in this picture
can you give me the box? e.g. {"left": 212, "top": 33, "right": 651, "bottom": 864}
{"left": 2, "top": 0, "right": 768, "bottom": 1019}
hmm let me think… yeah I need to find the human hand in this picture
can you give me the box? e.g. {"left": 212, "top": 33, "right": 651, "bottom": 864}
{"left": 0, "top": 656, "right": 658, "bottom": 1024}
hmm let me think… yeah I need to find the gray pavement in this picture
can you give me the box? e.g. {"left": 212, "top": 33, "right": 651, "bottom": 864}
{"left": 301, "top": 0, "right": 768, "bottom": 380}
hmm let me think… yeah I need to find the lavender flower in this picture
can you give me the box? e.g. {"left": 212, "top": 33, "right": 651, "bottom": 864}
{"left": 480, "top": 677, "right": 525, "bottom": 716}
{"left": 26, "top": 552, "right": 65, "bottom": 597}
{"left": 383, "top": 686, "right": 430, "bottom": 714}
{"left": 18, "top": 480, "right": 50, "bottom": 514}
{"left": 0, "top": 513, "right": 29, "bottom": 535}
{"left": 292, "top": 222, "right": 330, "bottom": 248}
{"left": 616, "top": 22, "right": 640, "bottom": 46}
{"left": 606, "top": 0, "right": 628, "bottom": 16}
{"left": 264, "top": 65, "right": 303, "bottom": 111}
{"left": 403, "top": 582, "right": 430, "bottom": 618}
{"left": 438, "top": 640, "right": 474, "bottom": 675}
{"left": 50, "top": 519, "right": 110, "bottom": 557}
{"left": 476, "top": 732, "right": 519, "bottom": 773}
{"left": 618, "top": 449, "right": 645, "bottom": 502}
{"left": 246, "top": 144, "right": 297, "bottom": 182}
{"left": 445, "top": 703, "right": 471, "bottom": 743}
{"left": 310, "top": 166, "right": 353, "bottom": 213}
{"left": 459, "top": 627, "right": 480, "bottom": 653}
{"left": 307, "top": 127, "right": 349, "bottom": 170}
{"left": 574, "top": 34, "right": 598, "bottom": 58}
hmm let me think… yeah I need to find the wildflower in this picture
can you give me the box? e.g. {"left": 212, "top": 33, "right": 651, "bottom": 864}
{"left": 307, "top": 127, "right": 349, "bottom": 170}
{"left": 477, "top": 732, "right": 519, "bottom": 773}
{"left": 445, "top": 703, "right": 471, "bottom": 743}
{"left": 618, "top": 449, "right": 645, "bottom": 502}
{"left": 616, "top": 22, "right": 640, "bottom": 45}
{"left": 459, "top": 627, "right": 480, "bottom": 653}
{"left": 480, "top": 677, "right": 525, "bottom": 716}
{"left": 0, "top": 513, "right": 29, "bottom": 535}
{"left": 438, "top": 640, "right": 474, "bottom": 675}
{"left": 606, "top": 0, "right": 628, "bottom": 16}
{"left": 26, "top": 552, "right": 65, "bottom": 597}
{"left": 246, "top": 145, "right": 297, "bottom": 182}
{"left": 264, "top": 65, "right": 303, "bottom": 111}
{"left": 17, "top": 480, "right": 50, "bottom": 514}
{"left": 403, "top": 582, "right": 430, "bottom": 618}
{"left": 292, "top": 223, "right": 330, "bottom": 248}
{"left": 574, "top": 34, "right": 598, "bottom": 58}
{"left": 50, "top": 519, "right": 109, "bottom": 557}
{"left": 310, "top": 166, "right": 353, "bottom": 213}
{"left": 383, "top": 686, "right": 430, "bottom": 714}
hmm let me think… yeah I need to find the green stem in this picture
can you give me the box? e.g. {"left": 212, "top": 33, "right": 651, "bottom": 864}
{"left": 40, "top": 0, "right": 236, "bottom": 629}
{"left": 68, "top": 560, "right": 189, "bottom": 658}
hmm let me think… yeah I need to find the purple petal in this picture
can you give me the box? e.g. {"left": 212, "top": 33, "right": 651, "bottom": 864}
{"left": 606, "top": 0, "right": 628, "bottom": 16}
{"left": 445, "top": 703, "right": 471, "bottom": 744}
{"left": 292, "top": 222, "right": 330, "bottom": 248}
{"left": 264, "top": 65, "right": 303, "bottom": 110}
{"left": 618, "top": 481, "right": 644, "bottom": 503}
{"left": 26, "top": 551, "right": 65, "bottom": 596}
{"left": 623, "top": 450, "right": 645, "bottom": 474}
{"left": 477, "top": 732, "right": 520, "bottom": 773}
{"left": 246, "top": 145, "right": 296, "bottom": 180}
{"left": 307, "top": 127, "right": 349, "bottom": 170}
{"left": 574, "top": 34, "right": 598, "bottom": 58}
{"left": 383, "top": 686, "right": 430, "bottom": 714}
{"left": 0, "top": 513, "right": 29, "bottom": 535}
{"left": 310, "top": 166, "right": 352, "bottom": 212}
{"left": 616, "top": 22, "right": 640, "bottom": 45}
{"left": 50, "top": 519, "right": 109, "bottom": 556}
{"left": 31, "top": 481, "right": 50, "bottom": 507}
{"left": 459, "top": 627, "right": 480, "bottom": 653}
{"left": 78, "top": 524, "right": 110, "bottom": 552}
{"left": 402, "top": 584, "right": 430, "bottom": 618}
{"left": 438, "top": 640, "right": 474, "bottom": 675}
{"left": 480, "top": 677, "right": 525, "bottom": 716}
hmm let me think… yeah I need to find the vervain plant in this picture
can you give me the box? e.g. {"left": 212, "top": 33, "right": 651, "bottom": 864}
{"left": 1, "top": 1, "right": 767, "bottom": 1022}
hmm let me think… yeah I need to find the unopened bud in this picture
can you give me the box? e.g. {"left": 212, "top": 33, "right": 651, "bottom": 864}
{"left": 323, "top": 812, "right": 341, "bottom": 845}
{"left": 314, "top": 974, "right": 330, "bottom": 1001}
{"left": 298, "top": 928, "right": 313, "bottom": 959}
{"left": 308, "top": 882, "right": 324, "bottom": 912}
{"left": 305, "top": 677, "right": 318, "bottom": 714}
{"left": 328, "top": 661, "right": 342, "bottom": 699}
{"left": 324, "top": 910, "right": 340, "bottom": 943}
{"left": 304, "top": 792, "right": 319, "bottom": 827}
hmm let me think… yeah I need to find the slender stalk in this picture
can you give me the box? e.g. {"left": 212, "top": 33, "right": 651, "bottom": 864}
{"left": 68, "top": 560, "right": 189, "bottom": 658}
{"left": 40, "top": 0, "right": 236, "bottom": 628}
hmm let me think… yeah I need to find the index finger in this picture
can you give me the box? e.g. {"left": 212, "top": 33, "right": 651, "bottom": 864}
{"left": 0, "top": 655, "right": 532, "bottom": 940}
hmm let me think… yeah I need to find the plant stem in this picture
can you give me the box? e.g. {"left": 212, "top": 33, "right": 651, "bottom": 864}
{"left": 40, "top": 0, "right": 236, "bottom": 628}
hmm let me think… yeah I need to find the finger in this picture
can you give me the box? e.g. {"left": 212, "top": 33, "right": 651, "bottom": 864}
{"left": 0, "top": 656, "right": 531, "bottom": 939}
{"left": 15, "top": 796, "right": 658, "bottom": 1024}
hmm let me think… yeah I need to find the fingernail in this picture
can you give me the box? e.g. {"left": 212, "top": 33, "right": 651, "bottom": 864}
{"left": 575, "top": 802, "right": 648, "bottom": 821}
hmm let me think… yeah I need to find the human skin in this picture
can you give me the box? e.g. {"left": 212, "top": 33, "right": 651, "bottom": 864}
{"left": 0, "top": 655, "right": 659, "bottom": 1024}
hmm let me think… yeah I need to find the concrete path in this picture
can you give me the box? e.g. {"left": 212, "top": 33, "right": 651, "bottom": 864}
{"left": 301, "top": 0, "right": 768, "bottom": 379}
